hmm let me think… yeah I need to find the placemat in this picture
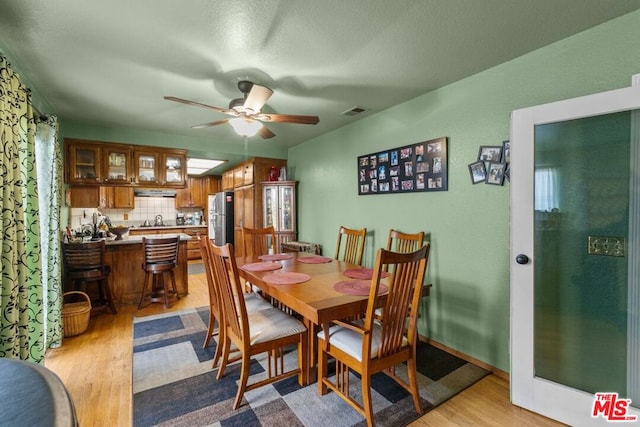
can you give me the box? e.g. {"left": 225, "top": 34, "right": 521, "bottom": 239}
{"left": 333, "top": 280, "right": 389, "bottom": 296}
{"left": 258, "top": 253, "right": 294, "bottom": 261}
{"left": 297, "top": 255, "right": 333, "bottom": 264}
{"left": 262, "top": 272, "right": 311, "bottom": 285}
{"left": 240, "top": 262, "right": 283, "bottom": 272}
{"left": 343, "top": 268, "right": 389, "bottom": 280}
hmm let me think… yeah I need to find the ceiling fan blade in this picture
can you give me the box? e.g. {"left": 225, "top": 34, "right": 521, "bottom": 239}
{"left": 191, "top": 118, "right": 230, "bottom": 129}
{"left": 243, "top": 84, "right": 273, "bottom": 114}
{"left": 258, "top": 126, "right": 276, "bottom": 139}
{"left": 257, "top": 113, "right": 319, "bottom": 125}
{"left": 164, "top": 96, "right": 236, "bottom": 115}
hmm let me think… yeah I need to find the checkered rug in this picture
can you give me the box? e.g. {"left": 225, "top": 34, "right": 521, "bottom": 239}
{"left": 133, "top": 307, "right": 489, "bottom": 426}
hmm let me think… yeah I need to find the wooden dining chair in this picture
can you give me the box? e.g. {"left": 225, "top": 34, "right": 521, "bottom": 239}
{"left": 317, "top": 245, "right": 430, "bottom": 427}
{"left": 386, "top": 229, "right": 425, "bottom": 253}
{"left": 334, "top": 226, "right": 367, "bottom": 266}
{"left": 199, "top": 237, "right": 271, "bottom": 369}
{"left": 210, "top": 242, "right": 308, "bottom": 409}
{"left": 242, "top": 226, "right": 276, "bottom": 257}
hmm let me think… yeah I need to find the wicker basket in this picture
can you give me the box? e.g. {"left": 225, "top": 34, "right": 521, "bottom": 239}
{"left": 62, "top": 291, "right": 92, "bottom": 337}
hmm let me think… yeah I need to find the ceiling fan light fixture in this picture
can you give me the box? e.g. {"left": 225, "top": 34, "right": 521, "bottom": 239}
{"left": 229, "top": 117, "right": 263, "bottom": 137}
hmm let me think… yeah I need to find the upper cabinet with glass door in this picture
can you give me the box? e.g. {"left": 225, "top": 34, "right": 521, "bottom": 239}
{"left": 102, "top": 144, "right": 133, "bottom": 185}
{"left": 66, "top": 141, "right": 102, "bottom": 184}
{"left": 65, "top": 138, "right": 187, "bottom": 188}
{"left": 162, "top": 152, "right": 186, "bottom": 187}
{"left": 133, "top": 149, "right": 187, "bottom": 187}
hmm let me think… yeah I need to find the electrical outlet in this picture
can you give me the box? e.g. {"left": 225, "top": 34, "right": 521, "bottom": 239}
{"left": 588, "top": 235, "right": 625, "bottom": 257}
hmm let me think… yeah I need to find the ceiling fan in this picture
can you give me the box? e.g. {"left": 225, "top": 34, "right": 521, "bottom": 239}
{"left": 164, "top": 80, "right": 319, "bottom": 139}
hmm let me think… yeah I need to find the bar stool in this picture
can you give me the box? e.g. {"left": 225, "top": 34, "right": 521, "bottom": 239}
{"left": 62, "top": 240, "right": 117, "bottom": 315}
{"left": 138, "top": 236, "right": 180, "bottom": 309}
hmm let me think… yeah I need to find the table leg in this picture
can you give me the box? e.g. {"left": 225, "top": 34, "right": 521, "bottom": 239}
{"left": 303, "top": 318, "right": 318, "bottom": 384}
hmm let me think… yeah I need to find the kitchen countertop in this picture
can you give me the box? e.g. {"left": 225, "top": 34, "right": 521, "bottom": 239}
{"left": 104, "top": 232, "right": 192, "bottom": 246}
{"left": 128, "top": 224, "right": 207, "bottom": 231}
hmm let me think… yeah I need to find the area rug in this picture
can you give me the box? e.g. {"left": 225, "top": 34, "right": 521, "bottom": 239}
{"left": 133, "top": 307, "right": 489, "bottom": 427}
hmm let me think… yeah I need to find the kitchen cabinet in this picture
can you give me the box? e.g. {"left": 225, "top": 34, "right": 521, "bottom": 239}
{"left": 133, "top": 149, "right": 187, "bottom": 187}
{"left": 68, "top": 186, "right": 135, "bottom": 208}
{"left": 222, "top": 170, "right": 234, "bottom": 190}
{"left": 64, "top": 138, "right": 187, "bottom": 188}
{"left": 99, "top": 186, "right": 134, "bottom": 209}
{"left": 227, "top": 157, "right": 287, "bottom": 257}
{"left": 102, "top": 144, "right": 133, "bottom": 185}
{"left": 176, "top": 175, "right": 221, "bottom": 208}
{"left": 66, "top": 141, "right": 102, "bottom": 184}
{"left": 69, "top": 186, "right": 100, "bottom": 207}
{"left": 263, "top": 181, "right": 297, "bottom": 252}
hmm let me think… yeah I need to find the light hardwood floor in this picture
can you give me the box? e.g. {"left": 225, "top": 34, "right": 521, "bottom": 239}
{"left": 45, "top": 263, "right": 563, "bottom": 426}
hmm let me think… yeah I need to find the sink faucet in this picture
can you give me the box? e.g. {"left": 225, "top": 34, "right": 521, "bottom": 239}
{"left": 154, "top": 215, "right": 163, "bottom": 226}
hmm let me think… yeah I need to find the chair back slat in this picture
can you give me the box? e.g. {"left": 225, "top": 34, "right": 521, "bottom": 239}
{"left": 364, "top": 245, "right": 430, "bottom": 358}
{"left": 243, "top": 226, "right": 276, "bottom": 257}
{"left": 335, "top": 226, "right": 367, "bottom": 265}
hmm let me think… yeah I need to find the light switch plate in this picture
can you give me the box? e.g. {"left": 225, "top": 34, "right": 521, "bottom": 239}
{"left": 588, "top": 235, "right": 625, "bottom": 257}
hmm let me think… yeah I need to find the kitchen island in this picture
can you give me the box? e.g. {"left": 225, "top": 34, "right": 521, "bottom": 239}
{"left": 104, "top": 233, "right": 191, "bottom": 305}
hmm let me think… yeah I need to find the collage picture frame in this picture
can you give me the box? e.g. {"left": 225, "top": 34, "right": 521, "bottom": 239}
{"left": 358, "top": 136, "right": 448, "bottom": 195}
{"left": 468, "top": 140, "right": 510, "bottom": 186}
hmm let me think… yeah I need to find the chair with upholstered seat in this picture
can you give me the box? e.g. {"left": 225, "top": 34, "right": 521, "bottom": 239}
{"left": 386, "top": 229, "right": 425, "bottom": 253}
{"left": 210, "top": 242, "right": 307, "bottom": 409}
{"left": 62, "top": 240, "right": 117, "bottom": 315}
{"left": 242, "top": 226, "right": 276, "bottom": 257}
{"left": 317, "top": 245, "right": 430, "bottom": 427}
{"left": 138, "top": 236, "right": 180, "bottom": 309}
{"left": 199, "top": 236, "right": 272, "bottom": 369}
{"left": 334, "top": 226, "right": 367, "bottom": 266}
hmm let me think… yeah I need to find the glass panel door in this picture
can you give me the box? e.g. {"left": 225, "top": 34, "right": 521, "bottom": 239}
{"left": 534, "top": 113, "right": 629, "bottom": 395}
{"left": 164, "top": 155, "right": 184, "bottom": 184}
{"left": 511, "top": 81, "right": 640, "bottom": 425}
{"left": 103, "top": 147, "right": 131, "bottom": 184}
{"left": 280, "top": 186, "right": 294, "bottom": 232}
{"left": 135, "top": 152, "right": 157, "bottom": 184}
{"left": 264, "top": 186, "right": 277, "bottom": 229}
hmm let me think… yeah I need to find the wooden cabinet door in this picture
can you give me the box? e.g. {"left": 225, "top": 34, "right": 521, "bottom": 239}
{"left": 242, "top": 162, "right": 254, "bottom": 185}
{"left": 242, "top": 186, "right": 255, "bottom": 228}
{"left": 67, "top": 142, "right": 102, "bottom": 184}
{"left": 162, "top": 151, "right": 187, "bottom": 187}
{"left": 222, "top": 170, "right": 233, "bottom": 190}
{"left": 203, "top": 175, "right": 220, "bottom": 196}
{"left": 113, "top": 187, "right": 134, "bottom": 208}
{"left": 102, "top": 144, "right": 133, "bottom": 185}
{"left": 70, "top": 186, "right": 99, "bottom": 207}
{"left": 233, "top": 166, "right": 244, "bottom": 188}
{"left": 133, "top": 150, "right": 160, "bottom": 185}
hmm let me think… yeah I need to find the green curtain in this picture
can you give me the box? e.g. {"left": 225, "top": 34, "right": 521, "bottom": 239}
{"left": 0, "top": 55, "right": 45, "bottom": 362}
{"left": 36, "top": 115, "right": 63, "bottom": 349}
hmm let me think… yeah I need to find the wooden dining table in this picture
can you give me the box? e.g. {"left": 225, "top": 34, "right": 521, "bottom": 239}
{"left": 236, "top": 251, "right": 421, "bottom": 385}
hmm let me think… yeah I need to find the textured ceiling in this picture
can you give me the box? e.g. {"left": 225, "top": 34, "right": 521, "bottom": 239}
{"left": 1, "top": 0, "right": 640, "bottom": 160}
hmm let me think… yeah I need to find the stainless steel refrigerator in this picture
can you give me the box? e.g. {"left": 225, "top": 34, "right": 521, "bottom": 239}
{"left": 208, "top": 191, "right": 234, "bottom": 246}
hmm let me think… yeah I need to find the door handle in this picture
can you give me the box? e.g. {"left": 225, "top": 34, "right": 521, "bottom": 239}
{"left": 516, "top": 254, "right": 530, "bottom": 265}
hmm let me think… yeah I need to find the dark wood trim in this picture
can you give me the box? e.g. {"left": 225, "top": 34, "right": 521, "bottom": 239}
{"left": 418, "top": 335, "right": 510, "bottom": 382}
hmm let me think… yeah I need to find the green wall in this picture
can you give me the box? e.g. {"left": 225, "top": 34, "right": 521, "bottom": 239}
{"left": 288, "top": 10, "right": 640, "bottom": 372}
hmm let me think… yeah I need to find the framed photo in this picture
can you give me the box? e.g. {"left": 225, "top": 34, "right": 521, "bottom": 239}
{"left": 504, "top": 164, "right": 510, "bottom": 182}
{"left": 478, "top": 145, "right": 502, "bottom": 162}
{"left": 357, "top": 136, "right": 448, "bottom": 195}
{"left": 486, "top": 162, "right": 506, "bottom": 186}
{"left": 468, "top": 161, "right": 486, "bottom": 184}
{"left": 501, "top": 140, "right": 510, "bottom": 163}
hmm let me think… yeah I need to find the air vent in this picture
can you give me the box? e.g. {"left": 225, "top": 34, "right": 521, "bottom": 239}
{"left": 341, "top": 106, "right": 368, "bottom": 116}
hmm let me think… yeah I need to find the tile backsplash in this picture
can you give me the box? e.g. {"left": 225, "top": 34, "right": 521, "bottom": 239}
{"left": 70, "top": 196, "right": 203, "bottom": 229}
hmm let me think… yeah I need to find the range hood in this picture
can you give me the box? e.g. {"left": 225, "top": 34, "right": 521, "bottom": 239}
{"left": 134, "top": 189, "right": 177, "bottom": 198}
